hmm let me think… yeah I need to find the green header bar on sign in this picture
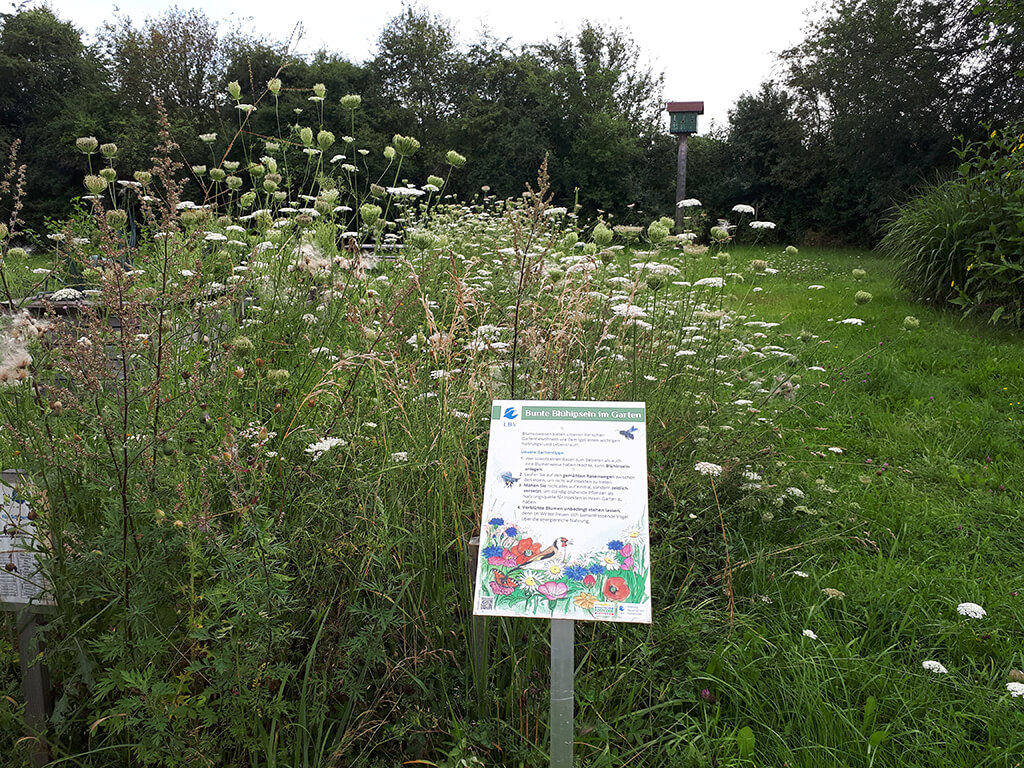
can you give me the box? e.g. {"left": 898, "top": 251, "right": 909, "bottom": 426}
{"left": 521, "top": 406, "right": 645, "bottom": 422}
{"left": 491, "top": 405, "right": 502, "bottom": 420}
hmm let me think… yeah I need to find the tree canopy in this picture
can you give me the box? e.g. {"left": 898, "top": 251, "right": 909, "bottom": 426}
{"left": 1, "top": 1, "right": 1022, "bottom": 243}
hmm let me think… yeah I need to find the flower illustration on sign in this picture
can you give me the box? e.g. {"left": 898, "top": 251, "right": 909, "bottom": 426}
{"left": 478, "top": 521, "right": 647, "bottom": 618}
{"left": 603, "top": 577, "right": 630, "bottom": 601}
{"left": 538, "top": 582, "right": 568, "bottom": 600}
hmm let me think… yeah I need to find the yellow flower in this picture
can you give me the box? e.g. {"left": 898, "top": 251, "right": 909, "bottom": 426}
{"left": 574, "top": 593, "right": 597, "bottom": 610}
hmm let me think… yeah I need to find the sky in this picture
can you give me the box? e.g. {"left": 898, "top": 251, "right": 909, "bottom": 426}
{"left": 38, "top": 0, "right": 824, "bottom": 129}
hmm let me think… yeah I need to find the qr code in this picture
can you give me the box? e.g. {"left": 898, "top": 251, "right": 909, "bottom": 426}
{"left": 479, "top": 597, "right": 494, "bottom": 611}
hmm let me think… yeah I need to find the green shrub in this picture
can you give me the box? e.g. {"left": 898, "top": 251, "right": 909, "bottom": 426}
{"left": 882, "top": 124, "right": 1024, "bottom": 324}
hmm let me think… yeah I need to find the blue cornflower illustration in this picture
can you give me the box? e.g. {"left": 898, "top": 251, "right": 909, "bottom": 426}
{"left": 589, "top": 563, "right": 606, "bottom": 576}
{"left": 483, "top": 545, "right": 504, "bottom": 558}
{"left": 607, "top": 540, "right": 625, "bottom": 551}
{"left": 564, "top": 565, "right": 588, "bottom": 581}
{"left": 488, "top": 517, "right": 504, "bottom": 526}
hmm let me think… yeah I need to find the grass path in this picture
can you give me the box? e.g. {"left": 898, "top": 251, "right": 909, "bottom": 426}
{"left": 673, "top": 247, "right": 1024, "bottom": 767}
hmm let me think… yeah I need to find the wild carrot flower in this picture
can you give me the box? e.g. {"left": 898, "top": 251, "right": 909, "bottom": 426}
{"left": 76, "top": 136, "right": 98, "bottom": 154}
{"left": 694, "top": 462, "right": 723, "bottom": 476}
{"left": 305, "top": 437, "right": 346, "bottom": 461}
{"left": 922, "top": 660, "right": 948, "bottom": 674}
{"left": 445, "top": 149, "right": 466, "bottom": 167}
{"left": 956, "top": 602, "right": 986, "bottom": 619}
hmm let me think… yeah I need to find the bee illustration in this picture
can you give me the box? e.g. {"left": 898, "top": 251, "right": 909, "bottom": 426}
{"left": 618, "top": 426, "right": 638, "bottom": 440}
{"left": 500, "top": 471, "right": 520, "bottom": 487}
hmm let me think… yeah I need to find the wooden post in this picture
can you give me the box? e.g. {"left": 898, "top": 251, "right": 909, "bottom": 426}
{"left": 16, "top": 607, "right": 51, "bottom": 767}
{"left": 468, "top": 536, "right": 488, "bottom": 718}
{"left": 674, "top": 133, "right": 689, "bottom": 231}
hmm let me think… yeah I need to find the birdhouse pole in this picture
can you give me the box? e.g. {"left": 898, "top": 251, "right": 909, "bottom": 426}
{"left": 666, "top": 101, "right": 704, "bottom": 231}
{"left": 676, "top": 134, "right": 689, "bottom": 231}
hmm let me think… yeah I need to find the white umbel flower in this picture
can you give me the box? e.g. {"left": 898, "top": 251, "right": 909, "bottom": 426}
{"left": 922, "top": 660, "right": 948, "bottom": 674}
{"left": 694, "top": 461, "right": 723, "bottom": 477}
{"left": 956, "top": 602, "right": 986, "bottom": 619}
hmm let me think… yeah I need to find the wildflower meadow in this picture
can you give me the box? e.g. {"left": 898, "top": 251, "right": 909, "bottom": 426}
{"left": 0, "top": 75, "right": 1021, "bottom": 768}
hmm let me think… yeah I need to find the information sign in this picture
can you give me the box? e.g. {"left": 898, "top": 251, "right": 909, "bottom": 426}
{"left": 473, "top": 401, "right": 651, "bottom": 623}
{"left": 1, "top": 472, "right": 49, "bottom": 609}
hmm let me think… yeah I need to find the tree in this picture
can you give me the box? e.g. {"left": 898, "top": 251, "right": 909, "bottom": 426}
{"left": 98, "top": 6, "right": 227, "bottom": 173}
{"left": 371, "top": 6, "right": 465, "bottom": 140}
{"left": 0, "top": 7, "right": 112, "bottom": 229}
{"left": 726, "top": 82, "right": 823, "bottom": 239}
{"left": 530, "top": 23, "right": 667, "bottom": 213}
{"left": 779, "top": 0, "right": 1024, "bottom": 241}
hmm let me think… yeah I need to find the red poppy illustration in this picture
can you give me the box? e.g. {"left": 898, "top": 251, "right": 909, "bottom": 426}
{"left": 510, "top": 537, "right": 541, "bottom": 565}
{"left": 603, "top": 576, "right": 630, "bottom": 601}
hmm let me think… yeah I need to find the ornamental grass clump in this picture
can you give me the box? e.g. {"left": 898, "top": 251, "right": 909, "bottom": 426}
{"left": 883, "top": 124, "right": 1024, "bottom": 325}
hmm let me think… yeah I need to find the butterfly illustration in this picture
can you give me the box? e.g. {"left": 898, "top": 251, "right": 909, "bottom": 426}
{"left": 500, "top": 471, "right": 520, "bottom": 487}
{"left": 619, "top": 426, "right": 638, "bottom": 440}
{"left": 492, "top": 570, "right": 518, "bottom": 589}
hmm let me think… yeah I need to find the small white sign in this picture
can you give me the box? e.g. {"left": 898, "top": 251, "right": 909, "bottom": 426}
{"left": 473, "top": 401, "right": 651, "bottom": 623}
{"left": 1, "top": 472, "right": 49, "bottom": 609}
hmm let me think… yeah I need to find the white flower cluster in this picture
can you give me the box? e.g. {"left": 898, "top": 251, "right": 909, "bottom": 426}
{"left": 50, "top": 288, "right": 85, "bottom": 302}
{"left": 304, "top": 437, "right": 347, "bottom": 461}
{"left": 694, "top": 461, "right": 723, "bottom": 477}
{"left": 956, "top": 602, "right": 986, "bottom": 619}
{"left": 611, "top": 303, "right": 647, "bottom": 319}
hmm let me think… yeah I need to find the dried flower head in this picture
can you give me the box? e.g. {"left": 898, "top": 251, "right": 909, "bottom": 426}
{"left": 392, "top": 134, "right": 420, "bottom": 157}
{"left": 76, "top": 136, "right": 99, "bottom": 154}
{"left": 84, "top": 175, "right": 107, "bottom": 195}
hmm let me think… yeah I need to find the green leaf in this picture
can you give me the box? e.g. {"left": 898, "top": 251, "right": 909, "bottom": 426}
{"left": 862, "top": 695, "right": 877, "bottom": 729}
{"left": 989, "top": 305, "right": 1005, "bottom": 324}
{"left": 868, "top": 730, "right": 890, "bottom": 750}
{"left": 737, "top": 725, "right": 756, "bottom": 758}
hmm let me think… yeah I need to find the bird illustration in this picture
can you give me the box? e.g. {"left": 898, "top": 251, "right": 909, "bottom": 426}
{"left": 618, "top": 426, "right": 638, "bottom": 440}
{"left": 500, "top": 471, "right": 520, "bottom": 487}
{"left": 509, "top": 537, "right": 571, "bottom": 571}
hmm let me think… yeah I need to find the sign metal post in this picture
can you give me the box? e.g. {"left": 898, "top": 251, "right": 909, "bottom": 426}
{"left": 549, "top": 619, "right": 575, "bottom": 767}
